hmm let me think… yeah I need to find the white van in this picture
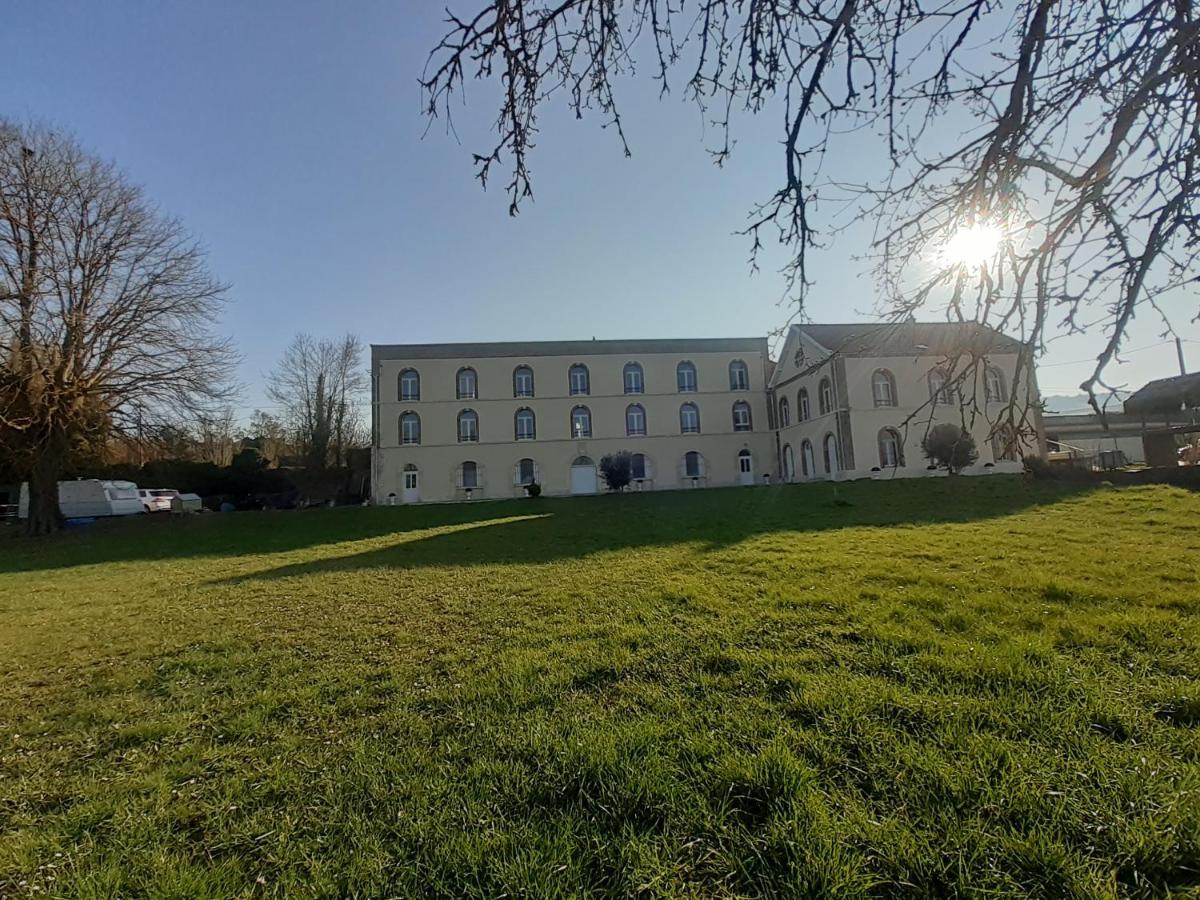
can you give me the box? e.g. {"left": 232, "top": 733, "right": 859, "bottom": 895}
{"left": 18, "top": 479, "right": 145, "bottom": 519}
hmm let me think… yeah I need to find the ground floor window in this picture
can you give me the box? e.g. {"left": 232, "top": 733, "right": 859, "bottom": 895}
{"left": 878, "top": 428, "right": 904, "bottom": 468}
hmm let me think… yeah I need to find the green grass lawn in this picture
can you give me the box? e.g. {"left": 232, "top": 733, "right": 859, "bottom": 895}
{"left": 2, "top": 478, "right": 1198, "bottom": 898}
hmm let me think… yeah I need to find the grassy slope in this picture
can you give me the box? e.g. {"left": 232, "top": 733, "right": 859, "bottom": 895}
{"left": 1, "top": 478, "right": 1198, "bottom": 898}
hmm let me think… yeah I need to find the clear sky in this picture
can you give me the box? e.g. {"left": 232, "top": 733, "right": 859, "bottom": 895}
{"left": 9, "top": 1, "right": 1198, "bottom": 416}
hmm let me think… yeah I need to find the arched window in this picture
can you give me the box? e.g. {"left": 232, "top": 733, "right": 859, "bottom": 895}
{"left": 729, "top": 359, "right": 750, "bottom": 391}
{"left": 800, "top": 440, "right": 815, "bottom": 478}
{"left": 399, "top": 411, "right": 421, "bottom": 445}
{"left": 732, "top": 400, "right": 752, "bottom": 432}
{"left": 459, "top": 460, "right": 479, "bottom": 489}
{"left": 456, "top": 367, "right": 477, "bottom": 400}
{"left": 457, "top": 409, "right": 478, "bottom": 443}
{"left": 625, "top": 403, "right": 646, "bottom": 436}
{"left": 570, "top": 405, "right": 592, "bottom": 438}
{"left": 514, "top": 407, "right": 536, "bottom": 441}
{"left": 631, "top": 452, "right": 649, "bottom": 481}
{"left": 517, "top": 457, "right": 537, "bottom": 485}
{"left": 677, "top": 360, "right": 698, "bottom": 392}
{"left": 985, "top": 366, "right": 1007, "bottom": 403}
{"left": 679, "top": 402, "right": 700, "bottom": 434}
{"left": 683, "top": 450, "right": 705, "bottom": 478}
{"left": 783, "top": 444, "right": 795, "bottom": 481}
{"left": 818, "top": 377, "right": 833, "bottom": 415}
{"left": 992, "top": 424, "right": 1019, "bottom": 461}
{"left": 929, "top": 368, "right": 957, "bottom": 405}
{"left": 513, "top": 365, "right": 535, "bottom": 398}
{"left": 798, "top": 388, "right": 810, "bottom": 421}
{"left": 569, "top": 364, "right": 590, "bottom": 396}
{"left": 623, "top": 362, "right": 644, "bottom": 395}
{"left": 878, "top": 427, "right": 904, "bottom": 468}
{"left": 872, "top": 369, "right": 897, "bottom": 407}
{"left": 398, "top": 368, "right": 420, "bottom": 401}
{"left": 779, "top": 397, "right": 791, "bottom": 427}
{"left": 823, "top": 433, "right": 839, "bottom": 474}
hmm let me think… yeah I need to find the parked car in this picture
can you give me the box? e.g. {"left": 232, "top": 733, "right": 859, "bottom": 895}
{"left": 138, "top": 488, "right": 179, "bottom": 513}
{"left": 18, "top": 479, "right": 143, "bottom": 519}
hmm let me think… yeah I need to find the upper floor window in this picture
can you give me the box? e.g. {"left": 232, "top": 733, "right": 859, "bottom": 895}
{"left": 569, "top": 364, "right": 590, "bottom": 396}
{"left": 878, "top": 427, "right": 904, "bottom": 468}
{"left": 872, "top": 369, "right": 897, "bottom": 407}
{"left": 677, "top": 360, "right": 698, "bottom": 393}
{"left": 779, "top": 397, "right": 791, "bottom": 427}
{"left": 399, "top": 411, "right": 421, "bottom": 445}
{"left": 819, "top": 377, "right": 833, "bottom": 415}
{"left": 457, "top": 367, "right": 477, "bottom": 400}
{"left": 515, "top": 407, "right": 536, "bottom": 441}
{"left": 623, "top": 362, "right": 644, "bottom": 394}
{"left": 929, "top": 369, "right": 958, "bottom": 405}
{"left": 729, "top": 359, "right": 750, "bottom": 391}
{"left": 680, "top": 402, "right": 700, "bottom": 434}
{"left": 457, "top": 409, "right": 479, "bottom": 443}
{"left": 985, "top": 366, "right": 1007, "bottom": 403}
{"left": 571, "top": 405, "right": 592, "bottom": 438}
{"left": 798, "top": 388, "right": 810, "bottom": 421}
{"left": 398, "top": 368, "right": 420, "bottom": 401}
{"left": 513, "top": 365, "right": 535, "bottom": 398}
{"left": 626, "top": 403, "right": 646, "bottom": 436}
{"left": 732, "top": 400, "right": 752, "bottom": 432}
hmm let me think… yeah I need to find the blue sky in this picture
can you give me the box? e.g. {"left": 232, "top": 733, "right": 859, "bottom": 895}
{"left": 9, "top": 1, "right": 1197, "bottom": 415}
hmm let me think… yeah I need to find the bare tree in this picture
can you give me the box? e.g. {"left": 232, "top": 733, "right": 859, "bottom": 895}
{"left": 194, "top": 406, "right": 239, "bottom": 467}
{"left": 0, "top": 121, "right": 237, "bottom": 534}
{"left": 266, "top": 333, "right": 367, "bottom": 468}
{"left": 423, "top": 1, "right": 1200, "bottom": 424}
{"left": 244, "top": 409, "right": 292, "bottom": 466}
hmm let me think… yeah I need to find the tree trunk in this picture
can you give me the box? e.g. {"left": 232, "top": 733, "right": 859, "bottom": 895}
{"left": 25, "top": 451, "right": 64, "bottom": 536}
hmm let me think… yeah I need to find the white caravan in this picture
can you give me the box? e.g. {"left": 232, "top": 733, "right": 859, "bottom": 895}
{"left": 18, "top": 480, "right": 145, "bottom": 519}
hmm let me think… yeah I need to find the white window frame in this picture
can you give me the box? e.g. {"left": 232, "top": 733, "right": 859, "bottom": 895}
{"left": 677, "top": 361, "right": 698, "bottom": 393}
{"left": 626, "top": 404, "right": 646, "bottom": 436}
{"left": 680, "top": 402, "right": 700, "bottom": 434}
{"left": 571, "top": 406, "right": 592, "bottom": 438}
{"left": 458, "top": 410, "right": 479, "bottom": 443}
{"left": 732, "top": 401, "right": 752, "bottom": 432}
{"left": 514, "top": 366, "right": 534, "bottom": 398}
{"left": 515, "top": 408, "right": 536, "bottom": 441}
{"left": 569, "top": 365, "right": 590, "bottom": 396}
{"left": 400, "top": 412, "right": 421, "bottom": 445}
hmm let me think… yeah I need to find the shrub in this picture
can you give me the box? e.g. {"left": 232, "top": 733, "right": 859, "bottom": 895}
{"left": 922, "top": 424, "right": 978, "bottom": 474}
{"left": 525, "top": 481, "right": 542, "bottom": 498}
{"left": 599, "top": 452, "right": 633, "bottom": 492}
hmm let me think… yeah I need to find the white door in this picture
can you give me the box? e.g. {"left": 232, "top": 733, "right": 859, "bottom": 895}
{"left": 738, "top": 451, "right": 754, "bottom": 486}
{"left": 570, "top": 462, "right": 597, "bottom": 495}
{"left": 401, "top": 468, "right": 420, "bottom": 504}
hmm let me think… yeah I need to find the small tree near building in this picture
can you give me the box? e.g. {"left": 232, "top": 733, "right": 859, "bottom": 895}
{"left": 922, "top": 424, "right": 978, "bottom": 475}
{"left": 599, "top": 452, "right": 633, "bottom": 492}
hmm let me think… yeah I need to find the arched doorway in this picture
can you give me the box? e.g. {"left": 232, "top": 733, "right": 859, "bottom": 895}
{"left": 783, "top": 444, "right": 795, "bottom": 482}
{"left": 570, "top": 455, "right": 597, "bottom": 495}
{"left": 737, "top": 449, "right": 754, "bottom": 486}
{"left": 401, "top": 463, "right": 419, "bottom": 504}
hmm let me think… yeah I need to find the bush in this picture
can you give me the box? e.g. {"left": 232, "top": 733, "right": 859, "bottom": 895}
{"left": 922, "top": 424, "right": 978, "bottom": 474}
{"left": 599, "top": 452, "right": 633, "bottom": 492}
{"left": 525, "top": 481, "right": 542, "bottom": 497}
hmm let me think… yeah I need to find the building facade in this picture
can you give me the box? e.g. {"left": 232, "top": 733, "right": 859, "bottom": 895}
{"left": 371, "top": 338, "right": 776, "bottom": 503}
{"left": 371, "top": 325, "right": 1043, "bottom": 503}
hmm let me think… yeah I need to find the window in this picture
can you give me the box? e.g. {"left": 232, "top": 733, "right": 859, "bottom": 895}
{"left": 872, "top": 369, "right": 897, "bottom": 407}
{"left": 680, "top": 402, "right": 700, "bottom": 434}
{"left": 569, "top": 364, "right": 590, "bottom": 396}
{"left": 625, "top": 403, "right": 646, "bottom": 436}
{"left": 457, "top": 409, "right": 479, "bottom": 443}
{"left": 800, "top": 440, "right": 815, "bottom": 478}
{"left": 399, "top": 411, "right": 421, "bottom": 445}
{"left": 513, "top": 365, "right": 535, "bottom": 398}
{"left": 631, "top": 452, "right": 648, "bottom": 480}
{"left": 823, "top": 433, "right": 839, "bottom": 474}
{"left": 460, "top": 461, "right": 478, "bottom": 489}
{"left": 819, "top": 377, "right": 833, "bottom": 415}
{"left": 878, "top": 428, "right": 904, "bottom": 468}
{"left": 677, "top": 360, "right": 698, "bottom": 392}
{"left": 517, "top": 457, "right": 536, "bottom": 485}
{"left": 623, "top": 362, "right": 644, "bottom": 395}
{"left": 684, "top": 450, "right": 704, "bottom": 478}
{"left": 985, "top": 366, "right": 1006, "bottom": 403}
{"left": 732, "top": 400, "right": 752, "bottom": 432}
{"left": 798, "top": 388, "right": 810, "bottom": 421}
{"left": 783, "top": 444, "right": 795, "bottom": 481}
{"left": 515, "top": 407, "right": 536, "bottom": 441}
{"left": 729, "top": 359, "right": 750, "bottom": 391}
{"left": 929, "top": 369, "right": 957, "bottom": 405}
{"left": 456, "top": 367, "right": 477, "bottom": 400}
{"left": 399, "top": 368, "right": 420, "bottom": 401}
{"left": 779, "top": 397, "right": 791, "bottom": 427}
{"left": 571, "top": 405, "right": 592, "bottom": 438}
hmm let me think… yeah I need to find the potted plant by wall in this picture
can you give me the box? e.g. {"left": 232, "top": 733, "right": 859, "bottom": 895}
{"left": 525, "top": 482, "right": 542, "bottom": 498}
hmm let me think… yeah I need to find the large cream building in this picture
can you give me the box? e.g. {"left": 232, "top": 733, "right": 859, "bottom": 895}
{"left": 370, "top": 325, "right": 1042, "bottom": 503}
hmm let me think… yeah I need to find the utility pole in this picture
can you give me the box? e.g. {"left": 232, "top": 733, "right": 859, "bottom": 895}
{"left": 1176, "top": 337, "right": 1188, "bottom": 376}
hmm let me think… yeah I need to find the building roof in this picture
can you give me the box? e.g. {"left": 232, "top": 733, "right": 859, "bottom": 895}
{"left": 371, "top": 337, "right": 768, "bottom": 362}
{"left": 794, "top": 322, "right": 1023, "bottom": 357}
{"left": 1123, "top": 371, "right": 1200, "bottom": 416}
